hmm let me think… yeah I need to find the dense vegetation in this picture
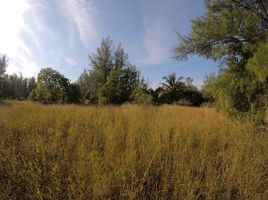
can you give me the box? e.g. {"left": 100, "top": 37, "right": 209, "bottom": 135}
{"left": 76, "top": 38, "right": 149, "bottom": 105}
{"left": 0, "top": 56, "right": 36, "bottom": 101}
{"left": 0, "top": 102, "right": 267, "bottom": 199}
{"left": 0, "top": 39, "right": 208, "bottom": 106}
{"left": 174, "top": 0, "right": 268, "bottom": 120}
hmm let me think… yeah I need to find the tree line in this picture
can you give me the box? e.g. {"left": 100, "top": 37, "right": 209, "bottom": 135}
{"left": 1, "top": 0, "right": 267, "bottom": 121}
{"left": 0, "top": 38, "right": 209, "bottom": 106}
{"left": 0, "top": 56, "right": 36, "bottom": 100}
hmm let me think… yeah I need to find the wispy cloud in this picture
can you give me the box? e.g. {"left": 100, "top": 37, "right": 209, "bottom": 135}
{"left": 0, "top": 0, "right": 98, "bottom": 77}
{"left": 139, "top": 0, "right": 179, "bottom": 65}
{"left": 0, "top": 0, "right": 96, "bottom": 76}
{"left": 143, "top": 20, "right": 170, "bottom": 64}
{"left": 60, "top": 0, "right": 98, "bottom": 49}
{"left": 0, "top": 0, "right": 34, "bottom": 76}
{"left": 0, "top": 0, "right": 56, "bottom": 77}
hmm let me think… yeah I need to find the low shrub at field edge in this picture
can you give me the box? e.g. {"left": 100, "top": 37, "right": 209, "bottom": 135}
{"left": 0, "top": 102, "right": 267, "bottom": 199}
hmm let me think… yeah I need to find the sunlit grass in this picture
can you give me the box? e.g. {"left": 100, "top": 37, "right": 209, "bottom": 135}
{"left": 0, "top": 101, "right": 267, "bottom": 199}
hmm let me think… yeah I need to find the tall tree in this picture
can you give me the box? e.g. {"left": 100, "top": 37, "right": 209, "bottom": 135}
{"left": 0, "top": 55, "right": 8, "bottom": 99}
{"left": 89, "top": 38, "right": 114, "bottom": 86}
{"left": 2, "top": 74, "right": 36, "bottom": 100}
{"left": 174, "top": 0, "right": 268, "bottom": 116}
{"left": 97, "top": 43, "right": 130, "bottom": 104}
{"left": 174, "top": 0, "right": 268, "bottom": 63}
{"left": 79, "top": 38, "right": 145, "bottom": 104}
{"left": 26, "top": 77, "right": 36, "bottom": 97}
{"left": 80, "top": 38, "right": 114, "bottom": 103}
{"left": 119, "top": 65, "right": 141, "bottom": 102}
{"left": 78, "top": 69, "right": 96, "bottom": 102}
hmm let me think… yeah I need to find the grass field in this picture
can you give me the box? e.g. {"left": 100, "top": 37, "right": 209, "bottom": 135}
{"left": 0, "top": 102, "right": 267, "bottom": 199}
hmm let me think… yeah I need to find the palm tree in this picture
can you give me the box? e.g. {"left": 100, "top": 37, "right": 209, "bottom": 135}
{"left": 161, "top": 73, "right": 184, "bottom": 103}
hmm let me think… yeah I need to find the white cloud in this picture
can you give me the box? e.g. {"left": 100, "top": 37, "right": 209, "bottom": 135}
{"left": 139, "top": 0, "right": 178, "bottom": 65}
{"left": 0, "top": 0, "right": 75, "bottom": 77}
{"left": 66, "top": 57, "right": 77, "bottom": 66}
{"left": 0, "top": 0, "right": 45, "bottom": 77}
{"left": 143, "top": 20, "right": 170, "bottom": 64}
{"left": 60, "top": 0, "right": 98, "bottom": 49}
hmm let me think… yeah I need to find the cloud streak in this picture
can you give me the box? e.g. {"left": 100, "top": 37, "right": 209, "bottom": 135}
{"left": 0, "top": 0, "right": 51, "bottom": 76}
{"left": 0, "top": 0, "right": 98, "bottom": 77}
{"left": 143, "top": 20, "right": 170, "bottom": 64}
{"left": 60, "top": 0, "right": 98, "bottom": 49}
{"left": 139, "top": 0, "right": 179, "bottom": 65}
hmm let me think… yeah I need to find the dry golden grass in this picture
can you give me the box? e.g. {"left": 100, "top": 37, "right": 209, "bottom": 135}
{"left": 0, "top": 101, "right": 267, "bottom": 199}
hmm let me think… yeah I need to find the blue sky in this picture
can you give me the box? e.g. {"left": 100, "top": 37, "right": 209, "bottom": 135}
{"left": 0, "top": 0, "right": 217, "bottom": 87}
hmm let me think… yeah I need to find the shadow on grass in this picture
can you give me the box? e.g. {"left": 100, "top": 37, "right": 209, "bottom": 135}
{"left": 0, "top": 100, "right": 13, "bottom": 107}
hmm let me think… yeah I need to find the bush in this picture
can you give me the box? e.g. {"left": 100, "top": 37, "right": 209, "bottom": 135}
{"left": 175, "top": 98, "right": 192, "bottom": 106}
{"left": 131, "top": 86, "right": 153, "bottom": 104}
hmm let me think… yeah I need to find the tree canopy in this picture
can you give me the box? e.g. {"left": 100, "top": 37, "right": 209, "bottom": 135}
{"left": 174, "top": 0, "right": 268, "bottom": 118}
{"left": 78, "top": 38, "right": 148, "bottom": 105}
{"left": 29, "top": 68, "right": 70, "bottom": 103}
{"left": 151, "top": 73, "right": 207, "bottom": 106}
{"left": 174, "top": 0, "right": 268, "bottom": 64}
{"left": 2, "top": 74, "right": 36, "bottom": 100}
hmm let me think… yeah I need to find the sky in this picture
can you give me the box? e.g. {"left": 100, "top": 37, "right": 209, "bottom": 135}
{"left": 0, "top": 0, "right": 217, "bottom": 88}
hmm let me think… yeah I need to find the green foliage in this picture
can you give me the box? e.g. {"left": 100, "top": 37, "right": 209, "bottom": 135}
{"left": 79, "top": 38, "right": 144, "bottom": 105}
{"left": 0, "top": 55, "right": 8, "bottom": 99}
{"left": 175, "top": 0, "right": 268, "bottom": 118}
{"left": 203, "top": 68, "right": 268, "bottom": 119}
{"left": 247, "top": 42, "right": 268, "bottom": 81}
{"left": 131, "top": 85, "right": 153, "bottom": 104}
{"left": 0, "top": 55, "right": 7, "bottom": 77}
{"left": 29, "top": 84, "right": 52, "bottom": 103}
{"left": 2, "top": 74, "right": 36, "bottom": 100}
{"left": 152, "top": 73, "right": 208, "bottom": 106}
{"left": 89, "top": 37, "right": 114, "bottom": 92}
{"left": 161, "top": 73, "right": 185, "bottom": 103}
{"left": 119, "top": 65, "right": 141, "bottom": 102}
{"left": 77, "top": 69, "right": 96, "bottom": 103}
{"left": 0, "top": 58, "right": 36, "bottom": 100}
{"left": 68, "top": 83, "right": 82, "bottom": 103}
{"left": 30, "top": 68, "right": 70, "bottom": 103}
{"left": 77, "top": 38, "right": 115, "bottom": 103}
{"left": 174, "top": 0, "right": 268, "bottom": 63}
{"left": 98, "top": 68, "right": 122, "bottom": 104}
